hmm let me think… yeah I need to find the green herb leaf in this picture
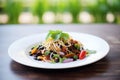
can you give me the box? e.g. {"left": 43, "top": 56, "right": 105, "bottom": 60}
{"left": 60, "top": 33, "right": 69, "bottom": 41}
{"left": 46, "top": 30, "right": 62, "bottom": 40}
{"left": 44, "top": 51, "right": 50, "bottom": 55}
{"left": 59, "top": 57, "right": 66, "bottom": 63}
{"left": 46, "top": 30, "right": 70, "bottom": 41}
{"left": 86, "top": 49, "right": 96, "bottom": 54}
{"left": 74, "top": 43, "right": 80, "bottom": 50}
{"left": 53, "top": 54, "right": 60, "bottom": 58}
{"left": 73, "top": 55, "right": 78, "bottom": 60}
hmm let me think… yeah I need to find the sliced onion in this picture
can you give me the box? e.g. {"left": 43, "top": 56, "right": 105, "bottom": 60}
{"left": 50, "top": 52, "right": 54, "bottom": 60}
{"left": 63, "top": 58, "right": 73, "bottom": 63}
{"left": 59, "top": 52, "right": 65, "bottom": 55}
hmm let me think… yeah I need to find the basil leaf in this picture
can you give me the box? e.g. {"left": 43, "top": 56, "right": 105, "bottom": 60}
{"left": 46, "top": 30, "right": 62, "bottom": 40}
{"left": 60, "top": 33, "right": 69, "bottom": 41}
{"left": 46, "top": 30, "right": 70, "bottom": 41}
{"left": 54, "top": 32, "right": 62, "bottom": 40}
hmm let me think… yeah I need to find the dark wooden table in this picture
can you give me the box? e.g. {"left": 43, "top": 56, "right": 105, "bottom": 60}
{"left": 0, "top": 24, "right": 120, "bottom": 80}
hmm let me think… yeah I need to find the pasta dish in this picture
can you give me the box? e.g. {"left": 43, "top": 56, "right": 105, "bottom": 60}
{"left": 29, "top": 30, "right": 96, "bottom": 63}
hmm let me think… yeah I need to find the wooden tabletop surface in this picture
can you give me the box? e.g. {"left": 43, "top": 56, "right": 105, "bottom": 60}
{"left": 0, "top": 24, "right": 120, "bottom": 80}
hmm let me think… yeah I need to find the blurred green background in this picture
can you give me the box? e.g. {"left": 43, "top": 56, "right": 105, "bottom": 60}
{"left": 0, "top": 0, "right": 120, "bottom": 24}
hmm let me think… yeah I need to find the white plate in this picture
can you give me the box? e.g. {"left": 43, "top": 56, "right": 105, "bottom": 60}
{"left": 8, "top": 32, "right": 110, "bottom": 69}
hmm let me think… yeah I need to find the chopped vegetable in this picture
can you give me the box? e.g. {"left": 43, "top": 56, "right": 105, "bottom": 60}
{"left": 74, "top": 43, "right": 80, "bottom": 50}
{"left": 73, "top": 55, "right": 78, "bottom": 60}
{"left": 44, "top": 50, "right": 50, "bottom": 55}
{"left": 31, "top": 48, "right": 37, "bottom": 54}
{"left": 63, "top": 58, "right": 73, "bottom": 63}
{"left": 79, "top": 50, "right": 87, "bottom": 60}
{"left": 86, "top": 49, "right": 96, "bottom": 54}
{"left": 65, "top": 53, "right": 74, "bottom": 58}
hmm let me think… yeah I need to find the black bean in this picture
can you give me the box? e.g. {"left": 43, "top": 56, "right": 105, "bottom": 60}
{"left": 30, "top": 54, "right": 33, "bottom": 56}
{"left": 54, "top": 58, "right": 59, "bottom": 63}
{"left": 60, "top": 55, "right": 63, "bottom": 58}
{"left": 34, "top": 57, "right": 37, "bottom": 60}
{"left": 80, "top": 47, "right": 84, "bottom": 51}
{"left": 29, "top": 52, "right": 34, "bottom": 56}
{"left": 73, "top": 58, "right": 77, "bottom": 61}
{"left": 60, "top": 45, "right": 62, "bottom": 48}
{"left": 35, "top": 52, "right": 42, "bottom": 57}
{"left": 51, "top": 53, "right": 54, "bottom": 57}
{"left": 53, "top": 52, "right": 57, "bottom": 54}
{"left": 37, "top": 59, "right": 42, "bottom": 61}
{"left": 37, "top": 45, "right": 45, "bottom": 50}
{"left": 31, "top": 47, "right": 34, "bottom": 50}
{"left": 50, "top": 50, "right": 53, "bottom": 52}
{"left": 41, "top": 47, "right": 44, "bottom": 50}
{"left": 39, "top": 45, "right": 42, "bottom": 47}
{"left": 65, "top": 43, "right": 69, "bottom": 46}
{"left": 34, "top": 54, "right": 39, "bottom": 57}
{"left": 57, "top": 43, "right": 60, "bottom": 46}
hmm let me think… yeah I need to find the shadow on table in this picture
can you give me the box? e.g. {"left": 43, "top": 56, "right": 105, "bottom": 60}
{"left": 10, "top": 57, "right": 110, "bottom": 80}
